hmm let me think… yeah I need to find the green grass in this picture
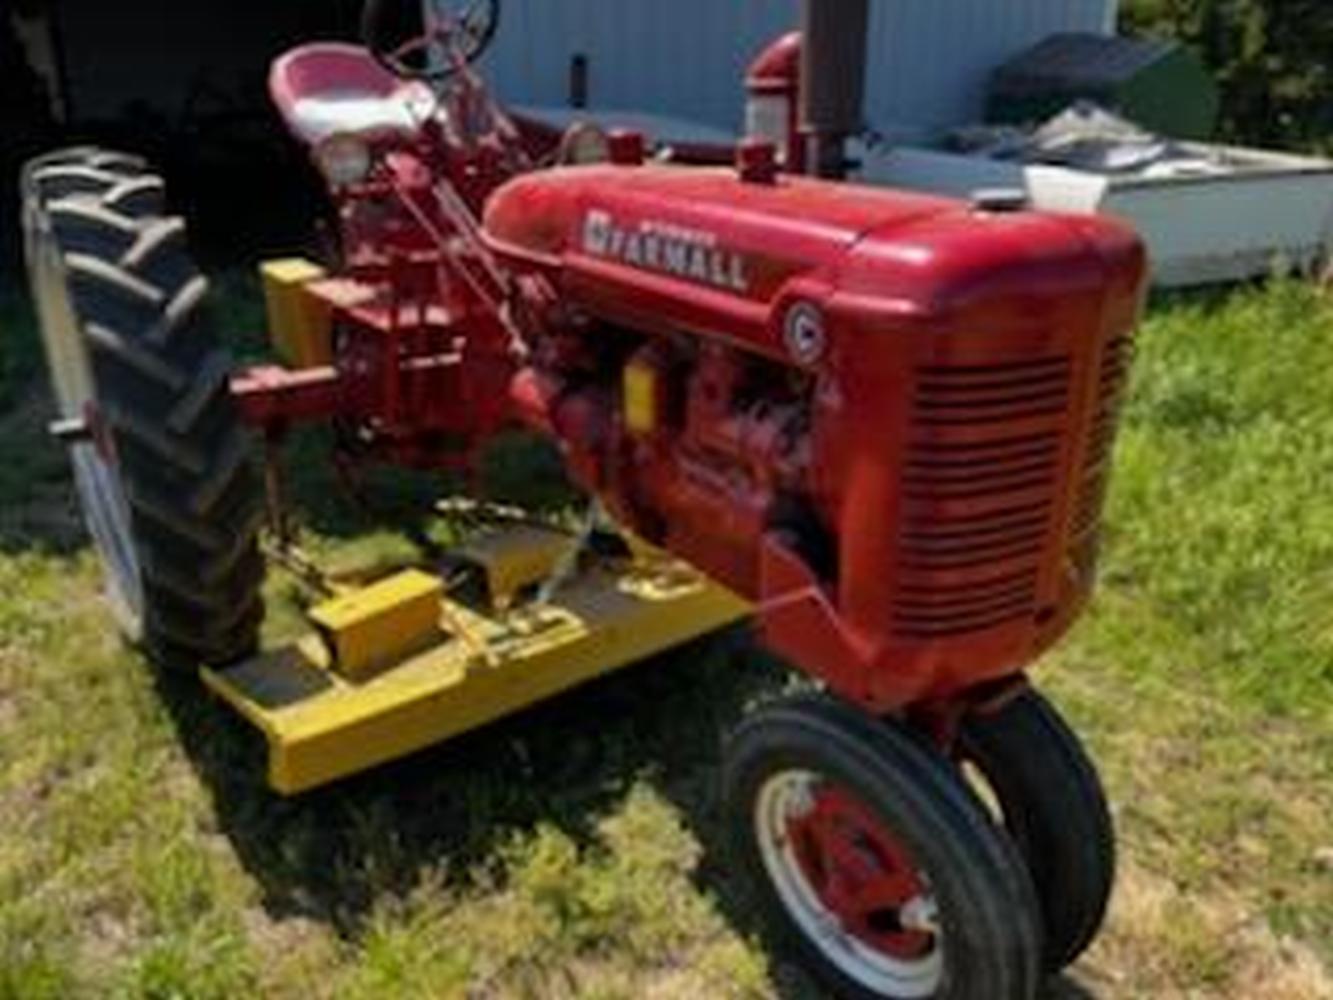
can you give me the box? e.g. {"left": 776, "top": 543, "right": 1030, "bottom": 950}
{"left": 0, "top": 275, "right": 1330, "bottom": 998}
{"left": 1106, "top": 282, "right": 1333, "bottom": 718}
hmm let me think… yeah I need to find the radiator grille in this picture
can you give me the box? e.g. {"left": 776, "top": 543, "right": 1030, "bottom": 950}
{"left": 894, "top": 567, "right": 1042, "bottom": 638}
{"left": 895, "top": 357, "right": 1071, "bottom": 637}
{"left": 1070, "top": 336, "right": 1133, "bottom": 539}
{"left": 913, "top": 357, "right": 1072, "bottom": 426}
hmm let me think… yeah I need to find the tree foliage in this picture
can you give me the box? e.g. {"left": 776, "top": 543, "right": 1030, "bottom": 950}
{"left": 1121, "top": 0, "right": 1332, "bottom": 150}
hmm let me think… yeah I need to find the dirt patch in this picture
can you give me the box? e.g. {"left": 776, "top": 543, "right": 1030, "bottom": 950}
{"left": 242, "top": 906, "right": 334, "bottom": 962}
{"left": 1078, "top": 861, "right": 1331, "bottom": 999}
{"left": 77, "top": 906, "right": 142, "bottom": 972}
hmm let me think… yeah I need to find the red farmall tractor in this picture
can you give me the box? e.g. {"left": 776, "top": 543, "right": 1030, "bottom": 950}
{"left": 21, "top": 2, "right": 1144, "bottom": 996}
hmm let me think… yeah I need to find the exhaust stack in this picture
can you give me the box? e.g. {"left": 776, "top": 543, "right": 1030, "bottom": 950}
{"left": 800, "top": 0, "right": 870, "bottom": 178}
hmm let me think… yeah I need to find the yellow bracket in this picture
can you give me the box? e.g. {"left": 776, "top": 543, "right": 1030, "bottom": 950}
{"left": 260, "top": 258, "right": 331, "bottom": 368}
{"left": 308, "top": 570, "right": 443, "bottom": 680}
{"left": 455, "top": 525, "right": 577, "bottom": 610}
{"left": 203, "top": 551, "right": 751, "bottom": 795}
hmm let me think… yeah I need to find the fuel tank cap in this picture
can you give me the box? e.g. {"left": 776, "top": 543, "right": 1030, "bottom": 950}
{"left": 971, "top": 187, "right": 1029, "bottom": 213}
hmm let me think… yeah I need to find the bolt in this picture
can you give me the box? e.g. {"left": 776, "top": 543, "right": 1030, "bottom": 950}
{"left": 786, "top": 777, "right": 818, "bottom": 818}
{"left": 899, "top": 895, "right": 941, "bottom": 935}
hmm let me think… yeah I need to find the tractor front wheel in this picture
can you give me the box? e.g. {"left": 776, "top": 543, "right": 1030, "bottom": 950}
{"left": 721, "top": 693, "right": 1043, "bottom": 999}
{"left": 21, "top": 147, "right": 264, "bottom": 672}
{"left": 957, "top": 686, "right": 1116, "bottom": 972}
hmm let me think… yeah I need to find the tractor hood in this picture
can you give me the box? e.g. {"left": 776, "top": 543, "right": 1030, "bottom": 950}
{"left": 482, "top": 164, "right": 1144, "bottom": 363}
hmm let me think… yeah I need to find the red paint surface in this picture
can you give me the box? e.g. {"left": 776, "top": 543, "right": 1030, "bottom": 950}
{"left": 788, "top": 783, "right": 934, "bottom": 960}
{"left": 745, "top": 31, "right": 805, "bottom": 173}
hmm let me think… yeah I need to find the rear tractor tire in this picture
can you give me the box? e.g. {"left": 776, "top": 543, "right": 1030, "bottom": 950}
{"left": 21, "top": 147, "right": 264, "bottom": 672}
{"left": 721, "top": 693, "right": 1044, "bottom": 999}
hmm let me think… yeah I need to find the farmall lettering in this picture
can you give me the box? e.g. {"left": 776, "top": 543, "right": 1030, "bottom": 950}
{"left": 582, "top": 210, "right": 749, "bottom": 294}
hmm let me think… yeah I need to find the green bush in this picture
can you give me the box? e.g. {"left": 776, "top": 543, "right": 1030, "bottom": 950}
{"left": 1121, "top": 0, "right": 1332, "bottom": 150}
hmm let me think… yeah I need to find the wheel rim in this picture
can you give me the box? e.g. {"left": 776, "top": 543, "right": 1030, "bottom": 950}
{"left": 755, "top": 769, "right": 944, "bottom": 997}
{"left": 25, "top": 201, "right": 145, "bottom": 634}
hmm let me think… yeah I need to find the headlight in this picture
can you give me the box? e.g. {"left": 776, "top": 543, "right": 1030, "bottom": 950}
{"left": 314, "top": 134, "right": 372, "bottom": 188}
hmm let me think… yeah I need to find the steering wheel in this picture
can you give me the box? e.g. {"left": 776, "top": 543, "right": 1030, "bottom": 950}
{"left": 362, "top": 0, "right": 501, "bottom": 81}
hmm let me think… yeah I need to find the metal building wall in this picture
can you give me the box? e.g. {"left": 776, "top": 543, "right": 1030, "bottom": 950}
{"left": 481, "top": 0, "right": 1117, "bottom": 135}
{"left": 480, "top": 2, "right": 794, "bottom": 128}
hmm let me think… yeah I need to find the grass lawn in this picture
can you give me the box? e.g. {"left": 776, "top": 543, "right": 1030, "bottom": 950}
{"left": 0, "top": 273, "right": 1330, "bottom": 999}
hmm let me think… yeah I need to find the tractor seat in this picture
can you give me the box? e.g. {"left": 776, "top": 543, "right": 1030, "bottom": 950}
{"left": 270, "top": 42, "right": 437, "bottom": 146}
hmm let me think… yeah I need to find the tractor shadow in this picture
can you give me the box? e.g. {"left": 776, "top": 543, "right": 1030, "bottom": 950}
{"left": 152, "top": 625, "right": 780, "bottom": 931}
{"left": 0, "top": 292, "right": 92, "bottom": 557}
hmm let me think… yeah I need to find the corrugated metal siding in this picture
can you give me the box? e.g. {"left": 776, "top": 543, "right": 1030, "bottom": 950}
{"left": 480, "top": 0, "right": 1115, "bottom": 133}
{"left": 865, "top": 0, "right": 1113, "bottom": 132}
{"left": 482, "top": 1, "right": 798, "bottom": 128}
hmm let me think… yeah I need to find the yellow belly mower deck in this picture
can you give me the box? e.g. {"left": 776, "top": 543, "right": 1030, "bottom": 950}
{"left": 203, "top": 540, "right": 750, "bottom": 795}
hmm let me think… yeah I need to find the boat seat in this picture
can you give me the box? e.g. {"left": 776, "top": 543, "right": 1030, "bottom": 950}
{"left": 270, "top": 42, "right": 437, "bottom": 145}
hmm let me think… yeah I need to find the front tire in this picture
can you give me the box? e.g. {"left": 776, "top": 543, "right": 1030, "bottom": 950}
{"left": 957, "top": 687, "right": 1115, "bottom": 972}
{"left": 721, "top": 694, "right": 1043, "bottom": 999}
{"left": 21, "top": 147, "right": 264, "bottom": 672}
